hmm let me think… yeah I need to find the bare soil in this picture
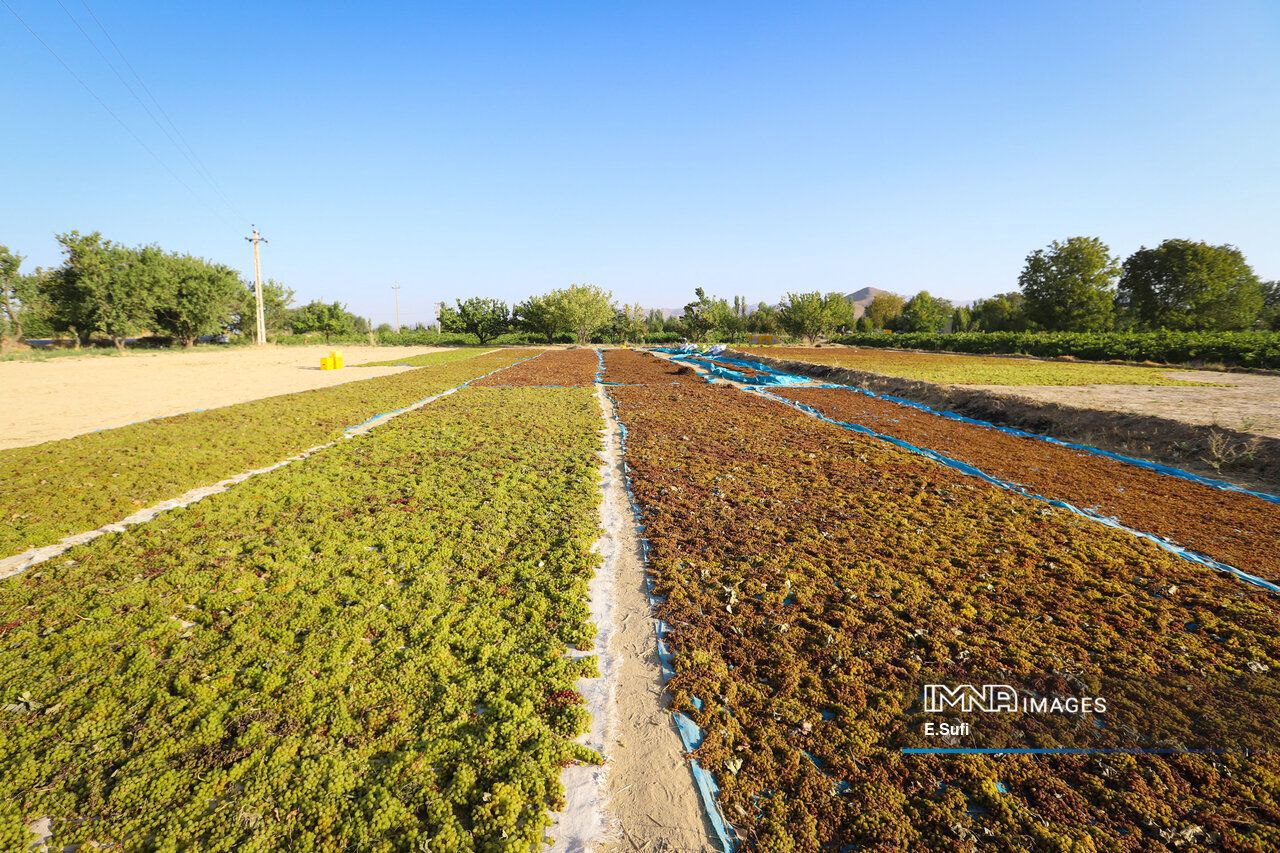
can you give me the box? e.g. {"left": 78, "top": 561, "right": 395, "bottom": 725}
{"left": 0, "top": 345, "right": 448, "bottom": 450}
{"left": 973, "top": 369, "right": 1280, "bottom": 439}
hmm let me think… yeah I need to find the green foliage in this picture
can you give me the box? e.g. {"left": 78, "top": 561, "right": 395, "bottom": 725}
{"left": 863, "top": 293, "right": 905, "bottom": 330}
{"left": 558, "top": 283, "right": 616, "bottom": 345}
{"left": 892, "top": 290, "right": 952, "bottom": 333}
{"left": 514, "top": 293, "right": 567, "bottom": 343}
{"left": 440, "top": 298, "right": 511, "bottom": 345}
{"left": 750, "top": 345, "right": 1204, "bottom": 386}
{"left": 832, "top": 330, "right": 1280, "bottom": 368}
{"left": 0, "top": 385, "right": 603, "bottom": 849}
{"left": 777, "top": 291, "right": 831, "bottom": 343}
{"left": 0, "top": 245, "right": 25, "bottom": 341}
{"left": 1261, "top": 281, "right": 1280, "bottom": 331}
{"left": 969, "top": 291, "right": 1028, "bottom": 332}
{"left": 1117, "top": 239, "right": 1264, "bottom": 331}
{"left": 152, "top": 254, "right": 245, "bottom": 346}
{"left": 0, "top": 349, "right": 539, "bottom": 557}
{"left": 233, "top": 278, "right": 295, "bottom": 338}
{"left": 1019, "top": 236, "right": 1120, "bottom": 331}
{"left": 289, "top": 300, "right": 357, "bottom": 342}
{"left": 746, "top": 302, "right": 782, "bottom": 335}
{"left": 679, "top": 287, "right": 743, "bottom": 343}
{"left": 45, "top": 232, "right": 158, "bottom": 347}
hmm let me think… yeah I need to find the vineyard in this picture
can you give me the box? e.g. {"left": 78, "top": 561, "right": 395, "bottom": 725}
{"left": 832, "top": 330, "right": 1280, "bottom": 370}
{"left": 2, "top": 345, "right": 1278, "bottom": 850}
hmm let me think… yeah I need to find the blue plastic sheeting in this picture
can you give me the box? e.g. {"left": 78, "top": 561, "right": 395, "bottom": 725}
{"left": 712, "top": 351, "right": 1280, "bottom": 505}
{"left": 653, "top": 348, "right": 811, "bottom": 387}
{"left": 341, "top": 353, "right": 545, "bottom": 436}
{"left": 761, "top": 388, "right": 1280, "bottom": 596}
{"left": 596, "top": 355, "right": 738, "bottom": 853}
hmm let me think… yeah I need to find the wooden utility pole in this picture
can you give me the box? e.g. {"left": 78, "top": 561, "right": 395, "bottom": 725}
{"left": 245, "top": 226, "right": 268, "bottom": 345}
{"left": 392, "top": 283, "right": 401, "bottom": 333}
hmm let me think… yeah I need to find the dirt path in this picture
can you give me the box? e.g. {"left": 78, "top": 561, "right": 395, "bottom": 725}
{"left": 595, "top": 384, "right": 719, "bottom": 853}
{"left": 0, "top": 345, "right": 448, "bottom": 449}
{"left": 972, "top": 369, "right": 1280, "bottom": 439}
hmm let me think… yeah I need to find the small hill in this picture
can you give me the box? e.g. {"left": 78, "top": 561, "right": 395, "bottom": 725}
{"left": 844, "top": 286, "right": 895, "bottom": 319}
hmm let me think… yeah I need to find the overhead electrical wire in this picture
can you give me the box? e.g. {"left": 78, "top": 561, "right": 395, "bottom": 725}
{"left": 1, "top": 0, "right": 240, "bottom": 229}
{"left": 73, "top": 0, "right": 248, "bottom": 224}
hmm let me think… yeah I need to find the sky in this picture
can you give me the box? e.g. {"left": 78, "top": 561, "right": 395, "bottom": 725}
{"left": 2, "top": 1, "right": 1277, "bottom": 326}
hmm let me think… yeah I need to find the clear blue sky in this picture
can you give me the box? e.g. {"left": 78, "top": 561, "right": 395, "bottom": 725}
{"left": 3, "top": 1, "right": 1277, "bottom": 325}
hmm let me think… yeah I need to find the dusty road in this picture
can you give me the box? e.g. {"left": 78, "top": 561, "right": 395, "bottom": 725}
{"left": 0, "top": 345, "right": 447, "bottom": 449}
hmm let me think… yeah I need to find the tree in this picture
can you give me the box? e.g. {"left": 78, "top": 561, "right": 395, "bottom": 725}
{"left": 893, "top": 291, "right": 952, "bottom": 333}
{"left": 291, "top": 300, "right": 356, "bottom": 342}
{"left": 152, "top": 253, "right": 244, "bottom": 347}
{"left": 864, "top": 293, "right": 905, "bottom": 330}
{"left": 556, "top": 284, "right": 615, "bottom": 345}
{"left": 950, "top": 305, "right": 973, "bottom": 332}
{"left": 1261, "top": 281, "right": 1280, "bottom": 331}
{"left": 0, "top": 245, "right": 26, "bottom": 342}
{"left": 1116, "top": 239, "right": 1263, "bottom": 331}
{"left": 824, "top": 292, "right": 856, "bottom": 335}
{"left": 778, "top": 291, "right": 831, "bottom": 344}
{"left": 515, "top": 293, "right": 567, "bottom": 343}
{"left": 680, "top": 287, "right": 735, "bottom": 342}
{"left": 615, "top": 303, "right": 648, "bottom": 343}
{"left": 646, "top": 308, "right": 668, "bottom": 334}
{"left": 1018, "top": 237, "right": 1119, "bottom": 331}
{"left": 439, "top": 297, "right": 510, "bottom": 344}
{"left": 45, "top": 232, "right": 161, "bottom": 349}
{"left": 970, "top": 291, "right": 1028, "bottom": 332}
{"left": 238, "top": 278, "right": 297, "bottom": 337}
{"left": 746, "top": 302, "right": 781, "bottom": 335}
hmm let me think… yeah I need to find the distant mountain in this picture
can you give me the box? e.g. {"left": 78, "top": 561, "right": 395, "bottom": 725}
{"left": 844, "top": 286, "right": 896, "bottom": 319}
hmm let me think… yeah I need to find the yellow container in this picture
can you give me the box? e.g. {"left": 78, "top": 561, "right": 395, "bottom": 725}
{"left": 332, "top": 350, "right": 344, "bottom": 369}
{"left": 320, "top": 356, "right": 333, "bottom": 370}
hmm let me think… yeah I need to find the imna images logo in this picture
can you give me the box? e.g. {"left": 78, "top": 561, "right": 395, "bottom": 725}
{"left": 922, "top": 683, "right": 1107, "bottom": 715}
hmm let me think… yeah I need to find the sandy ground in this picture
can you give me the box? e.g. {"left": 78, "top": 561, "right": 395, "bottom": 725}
{"left": 0, "top": 345, "right": 450, "bottom": 450}
{"left": 972, "top": 369, "right": 1280, "bottom": 439}
{"left": 595, "top": 387, "right": 720, "bottom": 853}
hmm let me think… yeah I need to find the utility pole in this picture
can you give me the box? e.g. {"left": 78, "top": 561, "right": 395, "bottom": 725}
{"left": 245, "top": 226, "right": 268, "bottom": 345}
{"left": 392, "top": 283, "right": 401, "bottom": 333}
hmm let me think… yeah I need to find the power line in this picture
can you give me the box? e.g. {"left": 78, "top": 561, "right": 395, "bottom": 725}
{"left": 51, "top": 0, "right": 245, "bottom": 224}
{"left": 74, "top": 0, "right": 247, "bottom": 223}
{"left": 1, "top": 0, "right": 236, "bottom": 229}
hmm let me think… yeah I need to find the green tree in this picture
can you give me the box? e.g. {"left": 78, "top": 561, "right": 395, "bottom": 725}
{"left": 291, "top": 300, "right": 356, "bottom": 342}
{"left": 778, "top": 291, "right": 831, "bottom": 344}
{"left": 1117, "top": 239, "right": 1263, "bottom": 331}
{"left": 236, "top": 278, "right": 296, "bottom": 337}
{"left": 970, "top": 291, "right": 1028, "bottom": 331}
{"left": 950, "top": 305, "right": 973, "bottom": 332}
{"left": 515, "top": 293, "right": 567, "bottom": 343}
{"left": 615, "top": 303, "right": 648, "bottom": 343}
{"left": 864, "top": 293, "right": 905, "bottom": 330}
{"left": 0, "top": 245, "right": 26, "bottom": 342}
{"left": 893, "top": 290, "right": 952, "bottom": 333}
{"left": 47, "top": 233, "right": 162, "bottom": 349}
{"left": 646, "top": 308, "right": 668, "bottom": 334}
{"left": 746, "top": 302, "right": 781, "bottom": 335}
{"left": 1018, "top": 237, "right": 1119, "bottom": 331}
{"left": 439, "top": 297, "right": 510, "bottom": 344}
{"left": 152, "top": 254, "right": 244, "bottom": 347}
{"left": 1260, "top": 281, "right": 1280, "bottom": 331}
{"left": 824, "top": 292, "right": 856, "bottom": 335}
{"left": 680, "top": 287, "right": 722, "bottom": 342}
{"left": 557, "top": 284, "right": 615, "bottom": 344}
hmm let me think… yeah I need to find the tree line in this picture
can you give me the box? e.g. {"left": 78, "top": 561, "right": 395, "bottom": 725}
{"left": 5, "top": 232, "right": 1275, "bottom": 350}
{"left": 858, "top": 237, "right": 1277, "bottom": 337}
{"left": 0, "top": 233, "right": 378, "bottom": 348}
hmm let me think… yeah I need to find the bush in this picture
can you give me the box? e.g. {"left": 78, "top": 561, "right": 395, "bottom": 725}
{"left": 832, "top": 330, "right": 1280, "bottom": 369}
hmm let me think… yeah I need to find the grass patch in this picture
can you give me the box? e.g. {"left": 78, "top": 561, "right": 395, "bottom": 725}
{"left": 355, "top": 348, "right": 499, "bottom": 368}
{"left": 745, "top": 346, "right": 1212, "bottom": 386}
{"left": 0, "top": 349, "right": 540, "bottom": 558}
{"left": 0, "top": 386, "right": 602, "bottom": 849}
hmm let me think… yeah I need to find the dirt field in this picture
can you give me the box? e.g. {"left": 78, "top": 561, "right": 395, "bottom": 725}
{"left": 974, "top": 369, "right": 1280, "bottom": 439}
{"left": 0, "top": 345, "right": 453, "bottom": 450}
